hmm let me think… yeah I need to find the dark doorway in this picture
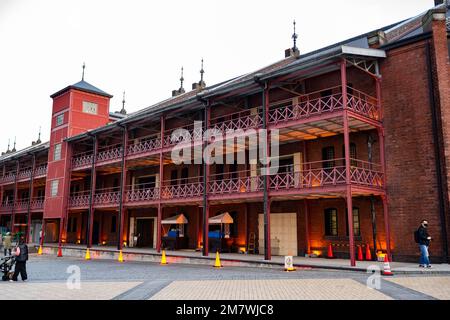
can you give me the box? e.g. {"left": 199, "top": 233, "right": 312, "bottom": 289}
{"left": 92, "top": 221, "right": 100, "bottom": 245}
{"left": 136, "top": 219, "right": 154, "bottom": 247}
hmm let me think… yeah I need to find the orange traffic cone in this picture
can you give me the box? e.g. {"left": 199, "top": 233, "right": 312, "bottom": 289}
{"left": 382, "top": 255, "right": 394, "bottom": 276}
{"left": 118, "top": 250, "right": 124, "bottom": 263}
{"left": 365, "top": 244, "right": 372, "bottom": 261}
{"left": 57, "top": 246, "right": 63, "bottom": 257}
{"left": 357, "top": 245, "right": 363, "bottom": 261}
{"left": 214, "top": 251, "right": 222, "bottom": 268}
{"left": 160, "top": 250, "right": 167, "bottom": 265}
{"left": 327, "top": 243, "right": 334, "bottom": 259}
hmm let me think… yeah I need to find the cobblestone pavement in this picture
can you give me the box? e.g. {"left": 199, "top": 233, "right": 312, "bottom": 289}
{"left": 150, "top": 279, "right": 391, "bottom": 300}
{"left": 386, "top": 277, "right": 450, "bottom": 300}
{"left": 0, "top": 255, "right": 448, "bottom": 300}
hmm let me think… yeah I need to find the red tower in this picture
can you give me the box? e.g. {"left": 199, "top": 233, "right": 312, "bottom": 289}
{"left": 42, "top": 78, "right": 112, "bottom": 243}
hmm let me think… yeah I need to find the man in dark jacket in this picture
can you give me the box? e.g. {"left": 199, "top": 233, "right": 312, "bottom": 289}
{"left": 418, "top": 220, "right": 432, "bottom": 268}
{"left": 11, "top": 236, "right": 28, "bottom": 281}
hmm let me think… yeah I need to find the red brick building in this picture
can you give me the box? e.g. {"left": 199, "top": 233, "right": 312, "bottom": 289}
{"left": 1, "top": 3, "right": 449, "bottom": 265}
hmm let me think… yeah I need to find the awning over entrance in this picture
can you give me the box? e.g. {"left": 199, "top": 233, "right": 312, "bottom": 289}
{"left": 161, "top": 214, "right": 188, "bottom": 225}
{"left": 209, "top": 212, "right": 234, "bottom": 225}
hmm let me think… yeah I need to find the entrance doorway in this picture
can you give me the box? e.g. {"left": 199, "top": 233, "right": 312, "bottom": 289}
{"left": 135, "top": 218, "right": 154, "bottom": 247}
{"left": 258, "top": 213, "right": 297, "bottom": 256}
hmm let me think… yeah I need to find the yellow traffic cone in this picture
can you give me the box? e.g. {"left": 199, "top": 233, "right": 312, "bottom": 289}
{"left": 214, "top": 251, "right": 222, "bottom": 268}
{"left": 37, "top": 245, "right": 43, "bottom": 255}
{"left": 160, "top": 250, "right": 167, "bottom": 265}
{"left": 85, "top": 248, "right": 91, "bottom": 260}
{"left": 118, "top": 250, "right": 124, "bottom": 263}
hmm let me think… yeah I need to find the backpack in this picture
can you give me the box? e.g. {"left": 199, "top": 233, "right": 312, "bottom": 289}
{"left": 414, "top": 230, "right": 420, "bottom": 243}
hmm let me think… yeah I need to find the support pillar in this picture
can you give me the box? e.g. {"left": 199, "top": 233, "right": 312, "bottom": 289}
{"left": 262, "top": 82, "right": 271, "bottom": 261}
{"left": 157, "top": 115, "right": 165, "bottom": 252}
{"left": 202, "top": 102, "right": 210, "bottom": 257}
{"left": 26, "top": 154, "right": 36, "bottom": 243}
{"left": 341, "top": 59, "right": 356, "bottom": 267}
{"left": 11, "top": 160, "right": 20, "bottom": 234}
{"left": 87, "top": 136, "right": 98, "bottom": 248}
{"left": 304, "top": 200, "right": 311, "bottom": 255}
{"left": 117, "top": 126, "right": 128, "bottom": 251}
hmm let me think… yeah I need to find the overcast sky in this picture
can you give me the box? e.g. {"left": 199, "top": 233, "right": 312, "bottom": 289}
{"left": 0, "top": 0, "right": 434, "bottom": 152}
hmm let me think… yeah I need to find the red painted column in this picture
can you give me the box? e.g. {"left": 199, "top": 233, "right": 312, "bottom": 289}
{"left": 304, "top": 200, "right": 311, "bottom": 255}
{"left": 378, "top": 128, "right": 392, "bottom": 261}
{"left": 202, "top": 102, "right": 210, "bottom": 257}
{"left": 117, "top": 126, "right": 128, "bottom": 251}
{"left": 263, "top": 83, "right": 271, "bottom": 261}
{"left": 87, "top": 136, "right": 98, "bottom": 248}
{"left": 157, "top": 115, "right": 165, "bottom": 253}
{"left": 341, "top": 59, "right": 356, "bottom": 267}
{"left": 59, "top": 142, "right": 73, "bottom": 248}
{"left": 26, "top": 154, "right": 36, "bottom": 243}
{"left": 11, "top": 160, "right": 20, "bottom": 234}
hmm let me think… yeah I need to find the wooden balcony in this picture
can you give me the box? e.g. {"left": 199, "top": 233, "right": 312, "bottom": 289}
{"left": 0, "top": 165, "right": 47, "bottom": 185}
{"left": 0, "top": 197, "right": 44, "bottom": 214}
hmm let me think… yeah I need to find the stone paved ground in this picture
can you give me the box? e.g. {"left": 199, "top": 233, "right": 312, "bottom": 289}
{"left": 386, "top": 277, "right": 450, "bottom": 300}
{"left": 150, "top": 279, "right": 391, "bottom": 300}
{"left": 0, "top": 255, "right": 449, "bottom": 300}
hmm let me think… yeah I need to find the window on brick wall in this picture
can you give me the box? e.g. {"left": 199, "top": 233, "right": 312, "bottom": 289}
{"left": 56, "top": 113, "right": 64, "bottom": 127}
{"left": 53, "top": 143, "right": 62, "bottom": 161}
{"left": 342, "top": 143, "right": 357, "bottom": 167}
{"left": 346, "top": 207, "right": 361, "bottom": 237}
{"left": 322, "top": 147, "right": 335, "bottom": 169}
{"left": 324, "top": 208, "right": 338, "bottom": 236}
{"left": 181, "top": 167, "right": 189, "bottom": 185}
{"left": 171, "top": 169, "right": 178, "bottom": 186}
{"left": 50, "top": 180, "right": 59, "bottom": 197}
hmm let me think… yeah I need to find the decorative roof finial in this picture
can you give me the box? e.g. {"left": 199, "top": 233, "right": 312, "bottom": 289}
{"left": 12, "top": 137, "right": 16, "bottom": 152}
{"left": 179, "top": 66, "right": 185, "bottom": 91}
{"left": 6, "top": 138, "right": 10, "bottom": 153}
{"left": 82, "top": 62, "right": 86, "bottom": 81}
{"left": 120, "top": 91, "right": 127, "bottom": 115}
{"left": 37, "top": 126, "right": 42, "bottom": 144}
{"left": 200, "top": 58, "right": 205, "bottom": 84}
{"left": 292, "top": 20, "right": 298, "bottom": 51}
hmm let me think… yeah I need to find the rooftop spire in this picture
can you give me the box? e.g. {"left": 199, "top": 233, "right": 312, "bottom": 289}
{"left": 37, "top": 126, "right": 42, "bottom": 144}
{"left": 12, "top": 137, "right": 16, "bottom": 152}
{"left": 200, "top": 58, "right": 205, "bottom": 83}
{"left": 120, "top": 91, "right": 127, "bottom": 115}
{"left": 7, "top": 138, "right": 10, "bottom": 153}
{"left": 292, "top": 20, "right": 298, "bottom": 51}
{"left": 179, "top": 66, "right": 185, "bottom": 92}
{"left": 82, "top": 62, "right": 86, "bottom": 81}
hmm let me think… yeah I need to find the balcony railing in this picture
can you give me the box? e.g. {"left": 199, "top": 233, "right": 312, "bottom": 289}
{"left": 209, "top": 170, "right": 264, "bottom": 195}
{"left": 268, "top": 86, "right": 379, "bottom": 127}
{"left": 163, "top": 124, "right": 204, "bottom": 148}
{"left": 0, "top": 201, "right": 14, "bottom": 212}
{"left": 34, "top": 165, "right": 48, "bottom": 177}
{"left": 72, "top": 152, "right": 94, "bottom": 169}
{"left": 30, "top": 197, "right": 45, "bottom": 210}
{"left": 0, "top": 172, "right": 16, "bottom": 184}
{"left": 93, "top": 187, "right": 121, "bottom": 206}
{"left": 210, "top": 109, "right": 263, "bottom": 134}
{"left": 127, "top": 136, "right": 161, "bottom": 158}
{"left": 126, "top": 184, "right": 160, "bottom": 203}
{"left": 160, "top": 177, "right": 204, "bottom": 200}
{"left": 69, "top": 191, "right": 90, "bottom": 208}
{"left": 96, "top": 144, "right": 123, "bottom": 165}
{"left": 17, "top": 167, "right": 32, "bottom": 180}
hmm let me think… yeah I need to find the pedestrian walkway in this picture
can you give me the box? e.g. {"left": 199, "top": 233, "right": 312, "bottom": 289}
{"left": 40, "top": 244, "right": 450, "bottom": 274}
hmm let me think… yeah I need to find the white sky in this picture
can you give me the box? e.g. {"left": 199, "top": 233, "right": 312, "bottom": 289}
{"left": 0, "top": 0, "right": 434, "bottom": 152}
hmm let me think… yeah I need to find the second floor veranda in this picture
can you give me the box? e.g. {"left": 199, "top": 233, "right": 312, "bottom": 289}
{"left": 68, "top": 158, "right": 384, "bottom": 210}
{"left": 70, "top": 84, "right": 381, "bottom": 171}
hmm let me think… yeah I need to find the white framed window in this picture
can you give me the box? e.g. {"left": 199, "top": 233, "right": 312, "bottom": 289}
{"left": 53, "top": 143, "right": 62, "bottom": 161}
{"left": 55, "top": 113, "right": 64, "bottom": 126}
{"left": 50, "top": 180, "right": 59, "bottom": 197}
{"left": 82, "top": 101, "right": 98, "bottom": 115}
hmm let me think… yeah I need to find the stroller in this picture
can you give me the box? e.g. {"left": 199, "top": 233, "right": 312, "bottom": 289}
{"left": 1, "top": 255, "right": 16, "bottom": 281}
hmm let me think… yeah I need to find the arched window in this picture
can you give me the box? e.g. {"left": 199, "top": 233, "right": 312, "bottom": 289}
{"left": 324, "top": 208, "right": 338, "bottom": 236}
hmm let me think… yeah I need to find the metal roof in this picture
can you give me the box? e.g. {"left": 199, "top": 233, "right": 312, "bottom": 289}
{"left": 50, "top": 80, "right": 113, "bottom": 99}
{"left": 0, "top": 141, "right": 49, "bottom": 164}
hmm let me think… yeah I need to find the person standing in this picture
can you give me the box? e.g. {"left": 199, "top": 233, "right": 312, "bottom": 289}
{"left": 11, "top": 236, "right": 28, "bottom": 282}
{"left": 3, "top": 232, "right": 12, "bottom": 256}
{"left": 417, "top": 220, "right": 432, "bottom": 268}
